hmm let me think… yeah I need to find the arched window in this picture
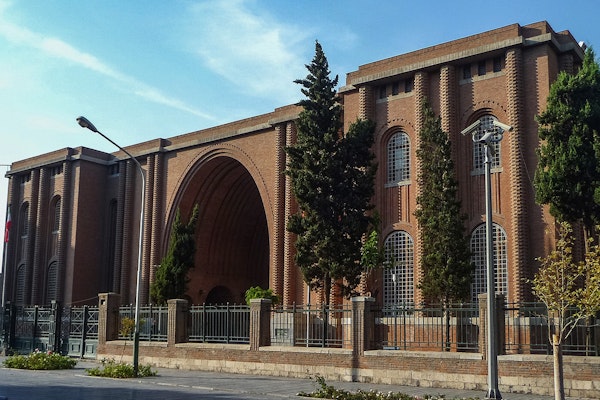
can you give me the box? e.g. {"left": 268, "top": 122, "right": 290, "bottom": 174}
{"left": 49, "top": 197, "right": 61, "bottom": 257}
{"left": 17, "top": 203, "right": 29, "bottom": 262}
{"left": 15, "top": 264, "right": 26, "bottom": 306}
{"left": 471, "top": 115, "right": 501, "bottom": 172}
{"left": 470, "top": 223, "right": 508, "bottom": 303}
{"left": 386, "top": 131, "right": 410, "bottom": 185}
{"left": 46, "top": 261, "right": 58, "bottom": 304}
{"left": 383, "top": 231, "right": 414, "bottom": 307}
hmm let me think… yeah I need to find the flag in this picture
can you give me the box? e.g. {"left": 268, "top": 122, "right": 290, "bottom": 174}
{"left": 4, "top": 209, "right": 11, "bottom": 243}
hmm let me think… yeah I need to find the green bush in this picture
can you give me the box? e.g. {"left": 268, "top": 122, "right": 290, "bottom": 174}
{"left": 244, "top": 286, "right": 279, "bottom": 305}
{"left": 86, "top": 358, "right": 156, "bottom": 378}
{"left": 298, "top": 376, "right": 480, "bottom": 400}
{"left": 3, "top": 349, "right": 77, "bottom": 370}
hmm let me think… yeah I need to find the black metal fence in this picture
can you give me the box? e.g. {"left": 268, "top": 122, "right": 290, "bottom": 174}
{"left": 270, "top": 304, "right": 352, "bottom": 348}
{"left": 1, "top": 302, "right": 98, "bottom": 357}
{"left": 2, "top": 301, "right": 599, "bottom": 356}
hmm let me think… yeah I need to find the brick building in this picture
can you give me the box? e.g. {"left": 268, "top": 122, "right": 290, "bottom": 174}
{"left": 2, "top": 21, "right": 585, "bottom": 308}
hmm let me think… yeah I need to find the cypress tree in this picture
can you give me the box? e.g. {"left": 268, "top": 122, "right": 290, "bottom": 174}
{"left": 150, "top": 204, "right": 199, "bottom": 304}
{"left": 285, "top": 41, "right": 376, "bottom": 300}
{"left": 414, "top": 101, "right": 473, "bottom": 306}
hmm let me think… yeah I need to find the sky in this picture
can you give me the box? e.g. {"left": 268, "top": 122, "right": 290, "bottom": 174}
{"left": 0, "top": 0, "right": 599, "bottom": 260}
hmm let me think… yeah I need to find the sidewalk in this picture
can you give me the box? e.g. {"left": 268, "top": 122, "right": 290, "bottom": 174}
{"left": 0, "top": 357, "right": 559, "bottom": 400}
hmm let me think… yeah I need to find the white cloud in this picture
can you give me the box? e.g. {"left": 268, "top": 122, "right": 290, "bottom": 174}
{"left": 0, "top": 3, "right": 214, "bottom": 120}
{"left": 184, "top": 0, "right": 309, "bottom": 104}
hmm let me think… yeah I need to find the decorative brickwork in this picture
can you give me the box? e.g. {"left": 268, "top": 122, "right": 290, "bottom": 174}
{"left": 506, "top": 48, "right": 528, "bottom": 303}
{"left": 31, "top": 167, "right": 48, "bottom": 304}
{"left": 358, "top": 86, "right": 374, "bottom": 120}
{"left": 271, "top": 123, "right": 286, "bottom": 299}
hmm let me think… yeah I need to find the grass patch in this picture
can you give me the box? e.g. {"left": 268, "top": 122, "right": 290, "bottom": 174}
{"left": 3, "top": 349, "right": 77, "bottom": 370}
{"left": 298, "top": 376, "right": 480, "bottom": 400}
{"left": 86, "top": 358, "right": 157, "bottom": 378}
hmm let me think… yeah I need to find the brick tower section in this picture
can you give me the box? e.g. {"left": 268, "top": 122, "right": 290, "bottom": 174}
{"left": 271, "top": 123, "right": 286, "bottom": 299}
{"left": 413, "top": 71, "right": 428, "bottom": 306}
{"left": 57, "top": 159, "right": 72, "bottom": 304}
{"left": 506, "top": 48, "right": 528, "bottom": 303}
{"left": 140, "top": 155, "right": 153, "bottom": 305}
{"left": 115, "top": 160, "right": 126, "bottom": 296}
{"left": 149, "top": 153, "right": 164, "bottom": 298}
{"left": 283, "top": 122, "right": 297, "bottom": 305}
{"left": 120, "top": 161, "right": 135, "bottom": 303}
{"left": 32, "top": 167, "right": 49, "bottom": 304}
{"left": 25, "top": 169, "right": 40, "bottom": 305}
{"left": 358, "top": 86, "right": 374, "bottom": 120}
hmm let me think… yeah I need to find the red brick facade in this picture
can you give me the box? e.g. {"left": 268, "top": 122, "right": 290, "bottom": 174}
{"left": 3, "top": 22, "right": 584, "bottom": 308}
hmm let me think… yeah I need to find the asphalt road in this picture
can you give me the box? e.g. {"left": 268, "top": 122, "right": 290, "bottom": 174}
{"left": 0, "top": 358, "right": 558, "bottom": 400}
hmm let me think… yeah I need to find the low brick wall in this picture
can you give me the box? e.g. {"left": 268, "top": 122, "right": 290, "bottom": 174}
{"left": 97, "top": 341, "right": 600, "bottom": 398}
{"left": 96, "top": 293, "right": 600, "bottom": 398}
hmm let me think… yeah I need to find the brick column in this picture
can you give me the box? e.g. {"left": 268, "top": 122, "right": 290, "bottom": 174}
{"left": 167, "top": 299, "right": 188, "bottom": 346}
{"left": 98, "top": 292, "right": 121, "bottom": 345}
{"left": 478, "top": 293, "right": 506, "bottom": 358}
{"left": 283, "top": 122, "right": 297, "bottom": 305}
{"left": 506, "top": 48, "right": 528, "bottom": 303}
{"left": 249, "top": 298, "right": 271, "bottom": 350}
{"left": 271, "top": 123, "right": 286, "bottom": 299}
{"left": 351, "top": 296, "right": 375, "bottom": 355}
{"left": 358, "top": 86, "right": 374, "bottom": 120}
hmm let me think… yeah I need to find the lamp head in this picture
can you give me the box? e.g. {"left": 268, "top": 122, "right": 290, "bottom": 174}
{"left": 76, "top": 116, "right": 99, "bottom": 133}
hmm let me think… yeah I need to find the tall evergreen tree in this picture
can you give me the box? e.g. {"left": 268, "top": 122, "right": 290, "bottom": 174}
{"left": 534, "top": 48, "right": 600, "bottom": 239}
{"left": 150, "top": 204, "right": 199, "bottom": 304}
{"left": 414, "top": 101, "right": 474, "bottom": 306}
{"left": 285, "top": 41, "right": 377, "bottom": 299}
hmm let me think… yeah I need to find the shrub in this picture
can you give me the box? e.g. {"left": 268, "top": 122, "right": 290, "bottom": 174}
{"left": 86, "top": 358, "right": 156, "bottom": 378}
{"left": 298, "top": 376, "right": 480, "bottom": 400}
{"left": 3, "top": 349, "right": 77, "bottom": 370}
{"left": 244, "top": 286, "right": 279, "bottom": 305}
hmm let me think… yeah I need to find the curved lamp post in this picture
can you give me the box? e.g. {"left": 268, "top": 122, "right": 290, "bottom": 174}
{"left": 462, "top": 119, "right": 512, "bottom": 400}
{"left": 76, "top": 116, "right": 145, "bottom": 376}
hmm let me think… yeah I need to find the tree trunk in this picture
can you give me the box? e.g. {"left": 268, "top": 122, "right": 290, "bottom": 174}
{"left": 553, "top": 334, "right": 565, "bottom": 400}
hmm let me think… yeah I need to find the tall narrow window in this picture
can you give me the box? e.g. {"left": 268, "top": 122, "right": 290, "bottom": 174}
{"left": 470, "top": 223, "right": 508, "bottom": 303}
{"left": 50, "top": 197, "right": 61, "bottom": 257}
{"left": 478, "top": 60, "right": 486, "bottom": 76}
{"left": 15, "top": 264, "right": 26, "bottom": 306}
{"left": 46, "top": 261, "right": 58, "bottom": 304}
{"left": 463, "top": 64, "right": 472, "bottom": 79}
{"left": 471, "top": 115, "right": 501, "bottom": 172}
{"left": 383, "top": 231, "right": 414, "bottom": 307}
{"left": 18, "top": 203, "right": 29, "bottom": 262}
{"left": 386, "top": 131, "right": 410, "bottom": 185}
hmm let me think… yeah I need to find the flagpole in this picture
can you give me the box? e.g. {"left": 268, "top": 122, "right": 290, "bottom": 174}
{"left": 1, "top": 164, "right": 10, "bottom": 309}
{"left": 1, "top": 204, "right": 9, "bottom": 309}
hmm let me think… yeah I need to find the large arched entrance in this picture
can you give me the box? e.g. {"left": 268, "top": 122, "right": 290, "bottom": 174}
{"left": 176, "top": 155, "right": 269, "bottom": 304}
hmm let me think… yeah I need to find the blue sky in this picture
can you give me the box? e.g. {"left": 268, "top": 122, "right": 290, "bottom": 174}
{"left": 0, "top": 0, "right": 599, "bottom": 259}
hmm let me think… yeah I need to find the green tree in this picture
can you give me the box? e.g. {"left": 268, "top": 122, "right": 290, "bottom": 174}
{"left": 532, "top": 222, "right": 600, "bottom": 400}
{"left": 415, "top": 101, "right": 473, "bottom": 304}
{"left": 285, "top": 41, "right": 377, "bottom": 300}
{"left": 150, "top": 204, "right": 199, "bottom": 304}
{"left": 414, "top": 101, "right": 474, "bottom": 350}
{"left": 534, "top": 48, "right": 600, "bottom": 240}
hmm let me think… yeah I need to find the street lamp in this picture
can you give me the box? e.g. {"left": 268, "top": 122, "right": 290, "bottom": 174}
{"left": 76, "top": 116, "right": 145, "bottom": 376}
{"left": 462, "top": 118, "right": 512, "bottom": 400}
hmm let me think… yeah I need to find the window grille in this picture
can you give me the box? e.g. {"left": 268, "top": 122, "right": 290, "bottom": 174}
{"left": 387, "top": 131, "right": 410, "bottom": 184}
{"left": 470, "top": 223, "right": 508, "bottom": 303}
{"left": 383, "top": 231, "right": 414, "bottom": 307}
{"left": 46, "top": 261, "right": 58, "bottom": 304}
{"left": 472, "top": 115, "right": 501, "bottom": 171}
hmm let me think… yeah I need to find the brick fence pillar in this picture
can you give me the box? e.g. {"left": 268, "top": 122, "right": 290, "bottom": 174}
{"left": 478, "top": 293, "right": 506, "bottom": 358}
{"left": 352, "top": 296, "right": 375, "bottom": 355}
{"left": 167, "top": 299, "right": 189, "bottom": 346}
{"left": 98, "top": 292, "right": 121, "bottom": 345}
{"left": 250, "top": 298, "right": 271, "bottom": 351}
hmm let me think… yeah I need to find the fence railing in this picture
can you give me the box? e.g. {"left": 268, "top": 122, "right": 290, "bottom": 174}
{"left": 118, "top": 304, "right": 168, "bottom": 341}
{"left": 189, "top": 303, "right": 250, "bottom": 344}
{"left": 2, "top": 303, "right": 98, "bottom": 357}
{"left": 372, "top": 303, "right": 479, "bottom": 352}
{"left": 271, "top": 304, "right": 352, "bottom": 348}
{"left": 504, "top": 302, "right": 600, "bottom": 356}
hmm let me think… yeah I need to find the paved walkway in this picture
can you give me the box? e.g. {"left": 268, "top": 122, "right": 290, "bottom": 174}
{"left": 0, "top": 357, "right": 562, "bottom": 399}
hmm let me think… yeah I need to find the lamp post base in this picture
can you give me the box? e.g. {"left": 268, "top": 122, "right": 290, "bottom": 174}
{"left": 485, "top": 388, "right": 502, "bottom": 399}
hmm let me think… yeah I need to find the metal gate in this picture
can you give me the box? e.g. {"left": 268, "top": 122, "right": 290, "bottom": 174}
{"left": 2, "top": 302, "right": 98, "bottom": 358}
